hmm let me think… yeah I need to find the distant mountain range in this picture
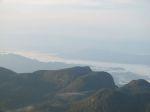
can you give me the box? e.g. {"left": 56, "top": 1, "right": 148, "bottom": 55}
{"left": 0, "top": 66, "right": 149, "bottom": 112}
{"left": 0, "top": 53, "right": 149, "bottom": 86}
{"left": 0, "top": 53, "right": 74, "bottom": 73}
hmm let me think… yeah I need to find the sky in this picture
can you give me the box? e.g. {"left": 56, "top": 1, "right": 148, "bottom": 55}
{"left": 0, "top": 0, "right": 150, "bottom": 62}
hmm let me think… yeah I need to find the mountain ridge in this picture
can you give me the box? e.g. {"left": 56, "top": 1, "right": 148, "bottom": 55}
{"left": 0, "top": 66, "right": 149, "bottom": 112}
{"left": 0, "top": 53, "right": 74, "bottom": 73}
{"left": 0, "top": 66, "right": 116, "bottom": 111}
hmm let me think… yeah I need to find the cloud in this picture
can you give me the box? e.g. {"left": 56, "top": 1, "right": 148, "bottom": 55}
{"left": 3, "top": 0, "right": 93, "bottom": 5}
{"left": 0, "top": 50, "right": 63, "bottom": 62}
{"left": 0, "top": 0, "right": 150, "bottom": 61}
{"left": 1, "top": 0, "right": 139, "bottom": 6}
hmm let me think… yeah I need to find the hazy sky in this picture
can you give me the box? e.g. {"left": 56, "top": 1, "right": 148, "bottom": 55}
{"left": 0, "top": 0, "right": 150, "bottom": 60}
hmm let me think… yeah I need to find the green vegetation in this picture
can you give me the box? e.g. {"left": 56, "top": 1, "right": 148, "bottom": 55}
{"left": 0, "top": 66, "right": 149, "bottom": 112}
